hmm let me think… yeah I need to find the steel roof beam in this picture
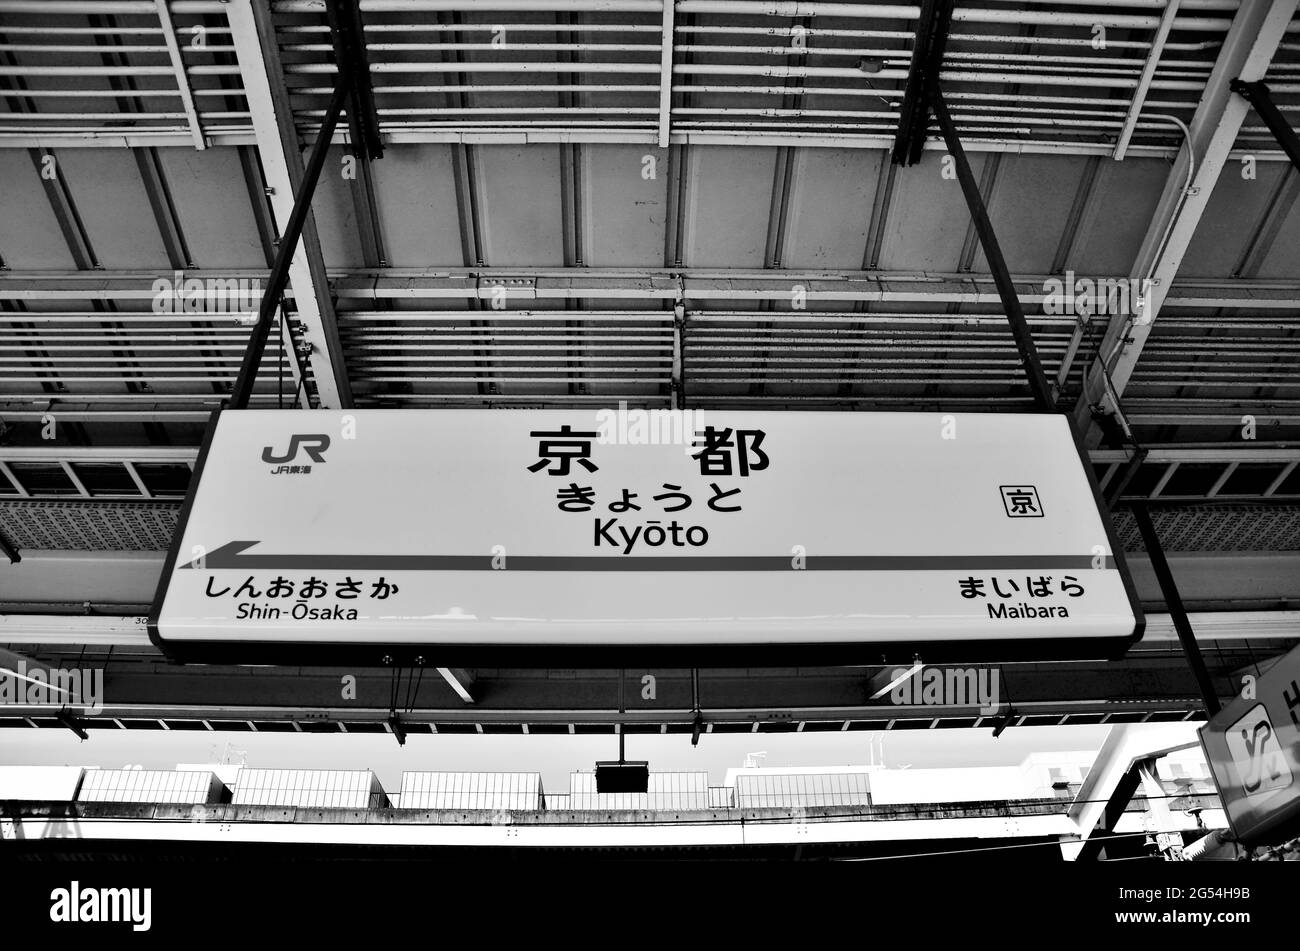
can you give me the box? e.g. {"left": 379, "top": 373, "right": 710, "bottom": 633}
{"left": 226, "top": 0, "right": 352, "bottom": 408}
{"left": 1072, "top": 0, "right": 1300, "bottom": 446}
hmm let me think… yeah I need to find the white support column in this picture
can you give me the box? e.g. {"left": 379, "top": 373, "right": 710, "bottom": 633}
{"left": 1074, "top": 0, "right": 1300, "bottom": 443}
{"left": 1063, "top": 723, "right": 1201, "bottom": 859}
{"left": 225, "top": 0, "right": 350, "bottom": 408}
{"left": 1137, "top": 760, "right": 1185, "bottom": 858}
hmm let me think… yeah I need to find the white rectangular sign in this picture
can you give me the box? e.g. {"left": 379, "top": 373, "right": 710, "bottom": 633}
{"left": 150, "top": 409, "right": 1142, "bottom": 663}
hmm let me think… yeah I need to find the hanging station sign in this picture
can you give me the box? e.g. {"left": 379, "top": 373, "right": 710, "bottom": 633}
{"left": 149, "top": 409, "right": 1142, "bottom": 664}
{"left": 1200, "top": 641, "right": 1300, "bottom": 846}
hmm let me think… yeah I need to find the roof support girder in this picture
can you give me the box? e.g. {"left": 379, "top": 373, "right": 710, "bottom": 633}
{"left": 226, "top": 0, "right": 353, "bottom": 408}
{"left": 230, "top": 76, "right": 350, "bottom": 409}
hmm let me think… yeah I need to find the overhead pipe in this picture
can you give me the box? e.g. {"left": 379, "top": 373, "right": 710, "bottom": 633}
{"left": 273, "top": 0, "right": 663, "bottom": 10}
{"left": 0, "top": 43, "right": 171, "bottom": 53}
{"left": 0, "top": 0, "right": 1256, "bottom": 32}
{"left": 0, "top": 0, "right": 161, "bottom": 10}
{"left": 0, "top": 25, "right": 171, "bottom": 34}
{"left": 329, "top": 83, "right": 1198, "bottom": 107}
{"left": 283, "top": 22, "right": 663, "bottom": 33}
{"left": 283, "top": 42, "right": 664, "bottom": 52}
{"left": 676, "top": 25, "right": 1218, "bottom": 51}
{"left": 678, "top": 1, "right": 1233, "bottom": 30}
{"left": 0, "top": 87, "right": 246, "bottom": 97}
{"left": 278, "top": 60, "right": 1210, "bottom": 91}
{"left": 288, "top": 61, "right": 662, "bottom": 73}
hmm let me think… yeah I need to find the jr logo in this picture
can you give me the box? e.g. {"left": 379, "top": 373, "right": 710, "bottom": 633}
{"left": 261, "top": 434, "right": 330, "bottom": 465}
{"left": 1225, "top": 704, "right": 1293, "bottom": 798}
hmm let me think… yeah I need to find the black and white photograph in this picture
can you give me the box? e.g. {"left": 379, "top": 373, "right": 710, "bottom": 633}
{"left": 0, "top": 0, "right": 1296, "bottom": 936}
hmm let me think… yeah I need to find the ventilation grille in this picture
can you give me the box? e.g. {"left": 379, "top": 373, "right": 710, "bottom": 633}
{"left": 1112, "top": 505, "right": 1300, "bottom": 553}
{"left": 0, "top": 501, "right": 180, "bottom": 551}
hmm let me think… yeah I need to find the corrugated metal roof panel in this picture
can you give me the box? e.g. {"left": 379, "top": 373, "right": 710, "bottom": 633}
{"left": 78, "top": 768, "right": 224, "bottom": 804}
{"left": 398, "top": 771, "right": 542, "bottom": 810}
{"left": 231, "top": 768, "right": 386, "bottom": 809}
{"left": 735, "top": 771, "right": 872, "bottom": 808}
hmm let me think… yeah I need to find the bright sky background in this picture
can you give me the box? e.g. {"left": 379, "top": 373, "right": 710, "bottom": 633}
{"left": 0, "top": 725, "right": 1117, "bottom": 791}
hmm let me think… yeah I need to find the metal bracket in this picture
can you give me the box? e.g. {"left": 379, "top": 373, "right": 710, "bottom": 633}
{"left": 1230, "top": 78, "right": 1300, "bottom": 171}
{"left": 324, "top": 0, "right": 383, "bottom": 162}
{"left": 890, "top": 0, "right": 955, "bottom": 166}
